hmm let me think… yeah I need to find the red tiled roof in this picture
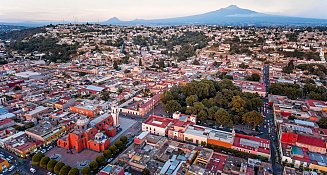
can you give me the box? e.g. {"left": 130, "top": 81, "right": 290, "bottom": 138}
{"left": 297, "top": 135, "right": 326, "bottom": 148}
{"left": 143, "top": 115, "right": 172, "bottom": 128}
{"left": 0, "top": 118, "right": 14, "bottom": 125}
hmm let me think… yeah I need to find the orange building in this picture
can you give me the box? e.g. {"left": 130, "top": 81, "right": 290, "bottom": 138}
{"left": 0, "top": 158, "right": 10, "bottom": 173}
{"left": 70, "top": 105, "right": 99, "bottom": 118}
{"left": 57, "top": 114, "right": 117, "bottom": 153}
{"left": 207, "top": 129, "right": 234, "bottom": 149}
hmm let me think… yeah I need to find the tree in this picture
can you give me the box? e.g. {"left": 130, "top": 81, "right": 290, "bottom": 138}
{"left": 198, "top": 110, "right": 208, "bottom": 122}
{"left": 245, "top": 74, "right": 260, "bottom": 82}
{"left": 89, "top": 161, "right": 99, "bottom": 171}
{"left": 242, "top": 111, "right": 263, "bottom": 128}
{"left": 120, "top": 136, "right": 128, "bottom": 144}
{"left": 282, "top": 60, "right": 295, "bottom": 74}
{"left": 32, "top": 153, "right": 44, "bottom": 165}
{"left": 239, "top": 63, "right": 249, "bottom": 69}
{"left": 160, "top": 90, "right": 174, "bottom": 104}
{"left": 214, "top": 108, "right": 233, "bottom": 127}
{"left": 192, "top": 59, "right": 200, "bottom": 65}
{"left": 103, "top": 150, "right": 112, "bottom": 159}
{"left": 113, "top": 61, "right": 120, "bottom": 70}
{"left": 54, "top": 162, "right": 65, "bottom": 174}
{"left": 40, "top": 156, "right": 50, "bottom": 168}
{"left": 186, "top": 95, "right": 198, "bottom": 106}
{"left": 115, "top": 140, "right": 123, "bottom": 150}
{"left": 318, "top": 117, "right": 327, "bottom": 129}
{"left": 208, "top": 106, "right": 219, "bottom": 120}
{"left": 59, "top": 165, "right": 71, "bottom": 175}
{"left": 142, "top": 168, "right": 150, "bottom": 175}
{"left": 47, "top": 159, "right": 58, "bottom": 172}
{"left": 164, "top": 100, "right": 182, "bottom": 115}
{"left": 108, "top": 145, "right": 117, "bottom": 155}
{"left": 101, "top": 91, "right": 111, "bottom": 101}
{"left": 81, "top": 167, "right": 90, "bottom": 175}
{"left": 68, "top": 168, "right": 79, "bottom": 175}
{"left": 96, "top": 156, "right": 106, "bottom": 166}
{"left": 193, "top": 102, "right": 206, "bottom": 114}
{"left": 229, "top": 96, "right": 246, "bottom": 114}
{"left": 81, "top": 167, "right": 91, "bottom": 175}
{"left": 13, "top": 86, "right": 21, "bottom": 91}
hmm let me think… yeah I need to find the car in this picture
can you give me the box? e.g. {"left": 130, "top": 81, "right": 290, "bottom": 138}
{"left": 0, "top": 154, "right": 4, "bottom": 157}
{"left": 30, "top": 168, "right": 37, "bottom": 173}
{"left": 47, "top": 172, "right": 53, "bottom": 175}
{"left": 8, "top": 156, "right": 13, "bottom": 159}
{"left": 8, "top": 165, "right": 15, "bottom": 171}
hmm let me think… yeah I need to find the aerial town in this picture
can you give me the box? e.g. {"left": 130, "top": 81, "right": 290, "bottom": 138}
{"left": 0, "top": 24, "right": 326, "bottom": 175}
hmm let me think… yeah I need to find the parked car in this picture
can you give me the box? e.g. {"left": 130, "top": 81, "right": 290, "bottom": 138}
{"left": 30, "top": 168, "right": 37, "bottom": 173}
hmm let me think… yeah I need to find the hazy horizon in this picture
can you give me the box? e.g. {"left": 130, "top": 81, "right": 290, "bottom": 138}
{"left": 1, "top": 0, "right": 327, "bottom": 23}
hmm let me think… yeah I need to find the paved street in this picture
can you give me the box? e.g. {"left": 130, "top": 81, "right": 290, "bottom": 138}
{"left": 0, "top": 148, "right": 47, "bottom": 175}
{"left": 263, "top": 64, "right": 283, "bottom": 175}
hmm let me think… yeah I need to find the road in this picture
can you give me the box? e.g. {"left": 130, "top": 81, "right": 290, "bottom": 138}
{"left": 263, "top": 64, "right": 283, "bottom": 175}
{"left": 0, "top": 148, "right": 48, "bottom": 175}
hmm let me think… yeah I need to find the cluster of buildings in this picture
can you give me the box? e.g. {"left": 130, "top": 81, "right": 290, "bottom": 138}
{"left": 269, "top": 95, "right": 327, "bottom": 172}
{"left": 142, "top": 112, "right": 271, "bottom": 159}
{"left": 116, "top": 131, "right": 272, "bottom": 175}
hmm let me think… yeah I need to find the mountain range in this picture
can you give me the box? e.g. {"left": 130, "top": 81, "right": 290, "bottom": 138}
{"left": 1, "top": 5, "right": 327, "bottom": 27}
{"left": 103, "top": 5, "right": 327, "bottom": 26}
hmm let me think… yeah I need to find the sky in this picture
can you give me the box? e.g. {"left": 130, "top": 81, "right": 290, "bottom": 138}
{"left": 0, "top": 0, "right": 327, "bottom": 22}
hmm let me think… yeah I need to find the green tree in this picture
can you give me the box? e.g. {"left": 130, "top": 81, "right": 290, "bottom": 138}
{"left": 68, "top": 168, "right": 79, "bottom": 175}
{"left": 198, "top": 110, "right": 208, "bottom": 122}
{"left": 81, "top": 167, "right": 91, "bottom": 175}
{"left": 242, "top": 111, "right": 263, "bottom": 128}
{"left": 59, "top": 165, "right": 71, "bottom": 175}
{"left": 54, "top": 162, "right": 65, "bottom": 174}
{"left": 186, "top": 95, "right": 198, "bottom": 106}
{"left": 208, "top": 106, "right": 219, "bottom": 120}
{"left": 32, "top": 153, "right": 45, "bottom": 165}
{"left": 164, "top": 100, "right": 182, "bottom": 115}
{"left": 96, "top": 156, "right": 106, "bottom": 166}
{"left": 113, "top": 61, "right": 120, "bottom": 70}
{"left": 214, "top": 108, "right": 233, "bottom": 127}
{"left": 100, "top": 91, "right": 111, "bottom": 101}
{"left": 39, "top": 156, "right": 50, "bottom": 168}
{"left": 103, "top": 150, "right": 112, "bottom": 159}
{"left": 229, "top": 96, "right": 246, "bottom": 114}
{"left": 142, "top": 168, "right": 150, "bottom": 175}
{"left": 108, "top": 145, "right": 117, "bottom": 155}
{"left": 239, "top": 63, "right": 249, "bottom": 69}
{"left": 89, "top": 161, "right": 99, "bottom": 171}
{"left": 245, "top": 74, "right": 260, "bottom": 82}
{"left": 160, "top": 90, "right": 174, "bottom": 104}
{"left": 47, "top": 159, "right": 58, "bottom": 172}
{"left": 115, "top": 140, "right": 123, "bottom": 150}
{"left": 120, "top": 136, "right": 128, "bottom": 144}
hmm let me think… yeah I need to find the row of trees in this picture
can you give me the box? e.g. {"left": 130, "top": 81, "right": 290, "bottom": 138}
{"left": 270, "top": 83, "right": 327, "bottom": 101}
{"left": 245, "top": 74, "right": 260, "bottom": 82}
{"left": 32, "top": 153, "right": 78, "bottom": 175}
{"left": 283, "top": 62, "right": 326, "bottom": 79}
{"left": 31, "top": 136, "right": 128, "bottom": 175}
{"left": 161, "top": 79, "right": 263, "bottom": 128}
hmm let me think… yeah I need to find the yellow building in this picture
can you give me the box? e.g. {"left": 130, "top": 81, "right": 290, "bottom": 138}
{"left": 0, "top": 158, "right": 10, "bottom": 172}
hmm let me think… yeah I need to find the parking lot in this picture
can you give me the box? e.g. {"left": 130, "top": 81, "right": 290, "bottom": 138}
{"left": 0, "top": 151, "right": 16, "bottom": 174}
